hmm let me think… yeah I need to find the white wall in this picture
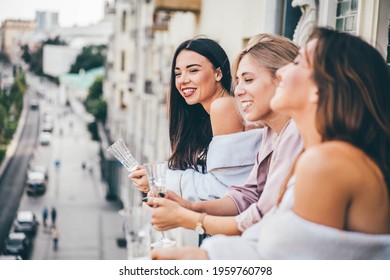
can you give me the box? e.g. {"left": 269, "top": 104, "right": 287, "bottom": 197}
{"left": 199, "top": 0, "right": 264, "bottom": 60}
{"left": 43, "top": 45, "right": 80, "bottom": 77}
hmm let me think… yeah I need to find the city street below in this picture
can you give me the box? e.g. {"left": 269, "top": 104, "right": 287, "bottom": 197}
{"left": 13, "top": 75, "right": 126, "bottom": 260}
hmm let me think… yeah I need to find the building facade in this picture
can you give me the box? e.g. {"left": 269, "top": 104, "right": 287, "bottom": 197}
{"left": 36, "top": 11, "right": 59, "bottom": 33}
{"left": 0, "top": 20, "right": 37, "bottom": 63}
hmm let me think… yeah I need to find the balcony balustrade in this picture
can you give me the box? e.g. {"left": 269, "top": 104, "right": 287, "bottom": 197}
{"left": 154, "top": 0, "right": 201, "bottom": 14}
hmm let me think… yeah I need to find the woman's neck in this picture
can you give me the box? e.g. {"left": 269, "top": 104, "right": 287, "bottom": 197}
{"left": 202, "top": 87, "right": 229, "bottom": 114}
{"left": 293, "top": 112, "right": 321, "bottom": 149}
{"left": 264, "top": 113, "right": 291, "bottom": 135}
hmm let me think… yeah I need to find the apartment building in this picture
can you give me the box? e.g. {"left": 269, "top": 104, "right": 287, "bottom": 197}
{"left": 0, "top": 19, "right": 37, "bottom": 63}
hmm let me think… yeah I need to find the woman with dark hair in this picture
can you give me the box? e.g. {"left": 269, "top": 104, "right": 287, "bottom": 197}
{"left": 151, "top": 28, "right": 390, "bottom": 260}
{"left": 131, "top": 37, "right": 262, "bottom": 201}
{"left": 146, "top": 34, "right": 302, "bottom": 238}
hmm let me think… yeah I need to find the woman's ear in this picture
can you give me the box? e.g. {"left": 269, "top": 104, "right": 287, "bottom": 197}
{"left": 215, "top": 67, "right": 222, "bottom": 82}
{"left": 309, "top": 88, "right": 319, "bottom": 104}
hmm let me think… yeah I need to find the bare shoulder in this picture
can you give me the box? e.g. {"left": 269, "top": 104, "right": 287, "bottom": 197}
{"left": 292, "top": 142, "right": 366, "bottom": 227}
{"left": 295, "top": 142, "right": 368, "bottom": 191}
{"left": 210, "top": 96, "right": 244, "bottom": 136}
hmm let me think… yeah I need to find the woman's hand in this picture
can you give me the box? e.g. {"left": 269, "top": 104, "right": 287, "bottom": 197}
{"left": 164, "top": 190, "right": 192, "bottom": 210}
{"left": 145, "top": 197, "right": 190, "bottom": 231}
{"left": 152, "top": 247, "right": 209, "bottom": 260}
{"left": 129, "top": 165, "right": 149, "bottom": 193}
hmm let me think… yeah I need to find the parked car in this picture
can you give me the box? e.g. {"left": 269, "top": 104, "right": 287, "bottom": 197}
{"left": 42, "top": 121, "right": 54, "bottom": 133}
{"left": 30, "top": 99, "right": 39, "bottom": 110}
{"left": 39, "top": 132, "right": 52, "bottom": 146}
{"left": 0, "top": 254, "right": 23, "bottom": 260}
{"left": 3, "top": 232, "right": 32, "bottom": 259}
{"left": 26, "top": 171, "right": 46, "bottom": 195}
{"left": 13, "top": 211, "right": 39, "bottom": 236}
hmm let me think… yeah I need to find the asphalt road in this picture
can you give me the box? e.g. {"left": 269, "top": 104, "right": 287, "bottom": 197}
{"left": 0, "top": 89, "right": 40, "bottom": 247}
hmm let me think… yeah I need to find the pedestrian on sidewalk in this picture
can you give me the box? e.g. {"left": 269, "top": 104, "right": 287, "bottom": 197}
{"left": 51, "top": 227, "right": 60, "bottom": 251}
{"left": 51, "top": 207, "right": 57, "bottom": 227}
{"left": 42, "top": 207, "right": 48, "bottom": 227}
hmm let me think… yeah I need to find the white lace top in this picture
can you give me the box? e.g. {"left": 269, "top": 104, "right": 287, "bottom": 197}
{"left": 202, "top": 176, "right": 390, "bottom": 259}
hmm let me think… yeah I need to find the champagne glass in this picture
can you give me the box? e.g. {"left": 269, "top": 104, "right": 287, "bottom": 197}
{"left": 144, "top": 161, "right": 176, "bottom": 248}
{"left": 119, "top": 207, "right": 152, "bottom": 259}
{"left": 107, "top": 138, "right": 138, "bottom": 172}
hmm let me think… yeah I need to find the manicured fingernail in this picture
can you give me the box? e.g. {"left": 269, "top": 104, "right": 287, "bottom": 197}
{"left": 142, "top": 197, "right": 148, "bottom": 202}
{"left": 158, "top": 193, "right": 165, "bottom": 197}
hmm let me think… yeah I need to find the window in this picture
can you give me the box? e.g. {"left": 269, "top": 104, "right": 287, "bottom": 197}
{"left": 387, "top": 18, "right": 390, "bottom": 64}
{"left": 121, "top": 11, "right": 127, "bottom": 32}
{"left": 242, "top": 38, "right": 250, "bottom": 49}
{"left": 121, "top": 51, "right": 125, "bottom": 72}
{"left": 335, "top": 0, "right": 358, "bottom": 34}
{"left": 120, "top": 90, "right": 127, "bottom": 109}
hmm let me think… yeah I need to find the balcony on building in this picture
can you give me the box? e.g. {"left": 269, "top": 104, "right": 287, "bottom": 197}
{"left": 145, "top": 80, "right": 153, "bottom": 94}
{"left": 154, "top": 0, "right": 201, "bottom": 14}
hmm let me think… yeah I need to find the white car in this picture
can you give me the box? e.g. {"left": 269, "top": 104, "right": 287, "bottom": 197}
{"left": 42, "top": 121, "right": 54, "bottom": 132}
{"left": 30, "top": 99, "right": 39, "bottom": 110}
{"left": 39, "top": 132, "right": 52, "bottom": 146}
{"left": 28, "top": 164, "right": 48, "bottom": 180}
{"left": 13, "top": 211, "right": 39, "bottom": 235}
{"left": 26, "top": 171, "right": 46, "bottom": 195}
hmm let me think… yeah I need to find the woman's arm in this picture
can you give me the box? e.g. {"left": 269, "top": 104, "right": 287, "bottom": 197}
{"left": 152, "top": 247, "right": 209, "bottom": 260}
{"left": 166, "top": 129, "right": 263, "bottom": 201}
{"left": 147, "top": 197, "right": 242, "bottom": 236}
{"left": 166, "top": 191, "right": 239, "bottom": 216}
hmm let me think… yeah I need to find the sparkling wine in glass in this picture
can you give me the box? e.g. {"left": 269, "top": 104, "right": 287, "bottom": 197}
{"left": 144, "top": 161, "right": 176, "bottom": 248}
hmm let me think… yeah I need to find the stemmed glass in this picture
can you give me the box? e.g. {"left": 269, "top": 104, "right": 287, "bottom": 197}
{"left": 107, "top": 138, "right": 139, "bottom": 172}
{"left": 144, "top": 161, "right": 176, "bottom": 248}
{"left": 119, "top": 207, "right": 152, "bottom": 260}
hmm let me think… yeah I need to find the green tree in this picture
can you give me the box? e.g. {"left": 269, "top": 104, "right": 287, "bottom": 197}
{"left": 0, "top": 51, "right": 10, "bottom": 65}
{"left": 0, "top": 71, "right": 26, "bottom": 146}
{"left": 84, "top": 76, "right": 106, "bottom": 123}
{"left": 21, "top": 45, "right": 32, "bottom": 64}
{"left": 88, "top": 76, "right": 103, "bottom": 99}
{"left": 70, "top": 45, "right": 106, "bottom": 74}
{"left": 0, "top": 104, "right": 6, "bottom": 137}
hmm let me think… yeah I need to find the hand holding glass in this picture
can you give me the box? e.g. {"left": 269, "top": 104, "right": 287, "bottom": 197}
{"left": 107, "top": 138, "right": 138, "bottom": 172}
{"left": 144, "top": 161, "right": 176, "bottom": 248}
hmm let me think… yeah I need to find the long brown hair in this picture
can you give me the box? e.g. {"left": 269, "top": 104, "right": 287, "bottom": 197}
{"left": 310, "top": 27, "right": 390, "bottom": 191}
{"left": 279, "top": 27, "right": 390, "bottom": 203}
{"left": 168, "top": 38, "right": 232, "bottom": 172}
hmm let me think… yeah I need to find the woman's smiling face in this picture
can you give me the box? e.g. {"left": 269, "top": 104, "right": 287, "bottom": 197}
{"left": 234, "top": 54, "right": 277, "bottom": 123}
{"left": 174, "top": 50, "right": 221, "bottom": 107}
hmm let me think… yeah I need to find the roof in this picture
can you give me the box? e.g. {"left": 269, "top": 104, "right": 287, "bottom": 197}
{"left": 8, "top": 232, "right": 26, "bottom": 240}
{"left": 16, "top": 211, "right": 34, "bottom": 222}
{"left": 59, "top": 67, "right": 104, "bottom": 90}
{"left": 27, "top": 171, "right": 45, "bottom": 182}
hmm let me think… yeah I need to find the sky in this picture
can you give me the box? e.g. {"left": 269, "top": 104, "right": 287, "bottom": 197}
{"left": 0, "top": 0, "right": 106, "bottom": 27}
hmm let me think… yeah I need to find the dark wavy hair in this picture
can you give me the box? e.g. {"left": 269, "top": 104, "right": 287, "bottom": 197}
{"left": 168, "top": 38, "right": 232, "bottom": 172}
{"left": 309, "top": 27, "right": 390, "bottom": 191}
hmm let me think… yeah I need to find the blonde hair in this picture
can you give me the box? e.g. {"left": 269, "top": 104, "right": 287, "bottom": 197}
{"left": 232, "top": 34, "right": 299, "bottom": 82}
